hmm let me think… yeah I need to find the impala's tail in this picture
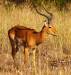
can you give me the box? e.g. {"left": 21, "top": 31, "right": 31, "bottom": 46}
{"left": 24, "top": 47, "right": 29, "bottom": 64}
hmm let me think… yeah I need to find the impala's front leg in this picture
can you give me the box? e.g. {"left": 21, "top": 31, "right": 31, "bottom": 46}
{"left": 24, "top": 47, "right": 29, "bottom": 64}
{"left": 31, "top": 46, "right": 37, "bottom": 75}
{"left": 32, "top": 48, "right": 36, "bottom": 66}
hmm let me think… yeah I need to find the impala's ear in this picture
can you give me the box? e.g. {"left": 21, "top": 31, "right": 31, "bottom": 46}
{"left": 44, "top": 20, "right": 48, "bottom": 27}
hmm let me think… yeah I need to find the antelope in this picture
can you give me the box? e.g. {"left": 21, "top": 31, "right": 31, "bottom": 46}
{"left": 8, "top": 6, "right": 57, "bottom": 64}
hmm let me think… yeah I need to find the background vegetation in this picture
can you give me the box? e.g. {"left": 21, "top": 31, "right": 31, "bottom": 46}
{"left": 2, "top": 0, "right": 71, "bottom": 10}
{"left": 0, "top": 0, "right": 71, "bottom": 75}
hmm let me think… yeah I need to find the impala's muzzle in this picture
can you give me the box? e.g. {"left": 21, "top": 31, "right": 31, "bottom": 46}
{"left": 47, "top": 32, "right": 57, "bottom": 36}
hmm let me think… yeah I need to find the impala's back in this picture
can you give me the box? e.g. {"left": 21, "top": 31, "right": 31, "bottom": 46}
{"left": 9, "top": 26, "right": 43, "bottom": 48}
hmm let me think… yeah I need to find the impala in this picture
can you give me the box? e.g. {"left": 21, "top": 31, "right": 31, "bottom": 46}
{"left": 8, "top": 6, "right": 57, "bottom": 64}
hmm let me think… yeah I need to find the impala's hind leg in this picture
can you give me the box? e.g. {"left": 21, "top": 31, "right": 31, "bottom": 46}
{"left": 8, "top": 31, "right": 18, "bottom": 60}
{"left": 11, "top": 39, "right": 19, "bottom": 59}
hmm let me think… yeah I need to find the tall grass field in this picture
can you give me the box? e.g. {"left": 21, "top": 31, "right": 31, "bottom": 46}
{"left": 0, "top": 3, "right": 71, "bottom": 75}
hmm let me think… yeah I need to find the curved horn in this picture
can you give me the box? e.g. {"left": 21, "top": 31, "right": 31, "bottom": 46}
{"left": 42, "top": 5, "right": 53, "bottom": 24}
{"left": 42, "top": 6, "right": 53, "bottom": 17}
{"left": 33, "top": 4, "right": 52, "bottom": 24}
{"left": 33, "top": 5, "right": 49, "bottom": 20}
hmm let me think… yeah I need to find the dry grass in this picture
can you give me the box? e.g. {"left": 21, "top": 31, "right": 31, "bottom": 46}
{"left": 0, "top": 3, "right": 71, "bottom": 75}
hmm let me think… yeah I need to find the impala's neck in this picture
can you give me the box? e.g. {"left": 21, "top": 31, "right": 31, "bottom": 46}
{"left": 41, "top": 25, "right": 49, "bottom": 41}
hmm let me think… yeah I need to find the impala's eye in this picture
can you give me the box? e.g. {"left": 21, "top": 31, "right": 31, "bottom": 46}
{"left": 49, "top": 27, "right": 51, "bottom": 28}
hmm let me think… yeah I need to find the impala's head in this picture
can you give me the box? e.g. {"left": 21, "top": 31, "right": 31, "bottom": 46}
{"left": 33, "top": 5, "right": 57, "bottom": 36}
{"left": 44, "top": 20, "right": 57, "bottom": 36}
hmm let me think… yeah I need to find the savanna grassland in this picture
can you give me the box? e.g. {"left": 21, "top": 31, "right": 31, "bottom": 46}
{"left": 0, "top": 2, "right": 71, "bottom": 75}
